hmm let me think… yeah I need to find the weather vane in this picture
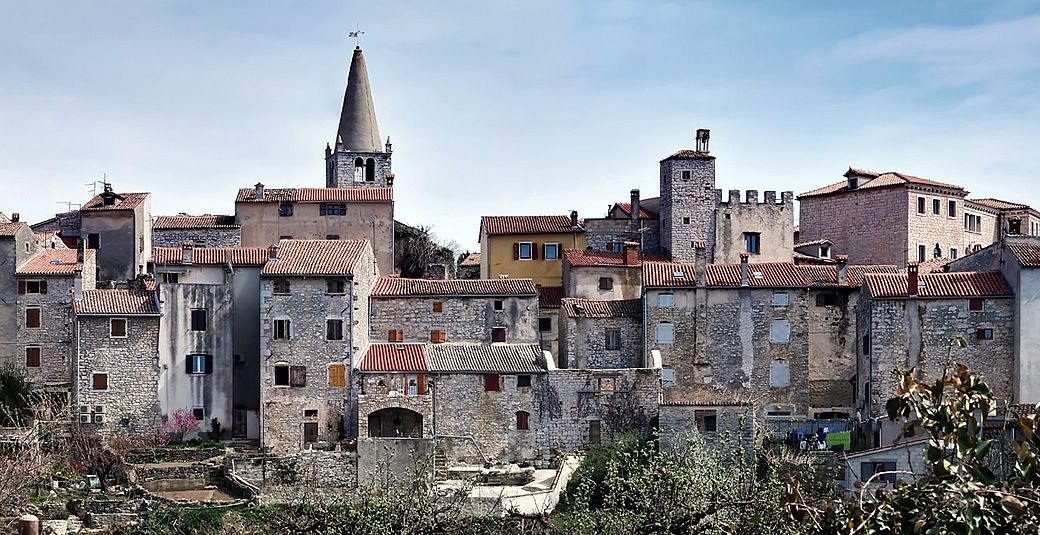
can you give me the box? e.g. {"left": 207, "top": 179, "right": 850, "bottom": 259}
{"left": 349, "top": 25, "right": 365, "bottom": 47}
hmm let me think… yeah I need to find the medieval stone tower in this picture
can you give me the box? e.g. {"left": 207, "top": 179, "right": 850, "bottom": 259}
{"left": 659, "top": 129, "right": 717, "bottom": 263}
{"left": 325, "top": 46, "right": 393, "bottom": 189}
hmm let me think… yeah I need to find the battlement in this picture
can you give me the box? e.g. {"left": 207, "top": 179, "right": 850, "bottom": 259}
{"left": 715, "top": 189, "right": 794, "bottom": 207}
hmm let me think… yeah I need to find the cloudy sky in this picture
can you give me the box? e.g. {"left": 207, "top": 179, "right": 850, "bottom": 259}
{"left": 2, "top": 1, "right": 1038, "bottom": 251}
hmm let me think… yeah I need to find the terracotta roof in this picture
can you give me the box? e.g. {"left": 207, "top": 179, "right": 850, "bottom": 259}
{"left": 915, "top": 257, "right": 952, "bottom": 274}
{"left": 261, "top": 240, "right": 370, "bottom": 276}
{"left": 865, "top": 271, "right": 1012, "bottom": 298}
{"left": 643, "top": 261, "right": 699, "bottom": 288}
{"left": 459, "top": 252, "right": 481, "bottom": 267}
{"left": 152, "top": 247, "right": 269, "bottom": 266}
{"left": 0, "top": 222, "right": 28, "bottom": 239}
{"left": 538, "top": 286, "right": 564, "bottom": 309}
{"left": 359, "top": 344, "right": 428, "bottom": 372}
{"left": 74, "top": 289, "right": 160, "bottom": 316}
{"left": 17, "top": 249, "right": 95, "bottom": 276}
{"left": 706, "top": 262, "right": 810, "bottom": 287}
{"left": 1008, "top": 243, "right": 1040, "bottom": 268}
{"left": 967, "top": 198, "right": 1032, "bottom": 211}
{"left": 610, "top": 202, "right": 659, "bottom": 219}
{"left": 563, "top": 248, "right": 667, "bottom": 268}
{"left": 661, "top": 149, "right": 715, "bottom": 161}
{"left": 481, "top": 215, "right": 582, "bottom": 236}
{"left": 561, "top": 298, "right": 642, "bottom": 319}
{"left": 372, "top": 277, "right": 537, "bottom": 297}
{"left": 235, "top": 187, "right": 392, "bottom": 203}
{"left": 153, "top": 214, "right": 239, "bottom": 230}
{"left": 799, "top": 170, "right": 964, "bottom": 199}
{"left": 426, "top": 343, "right": 546, "bottom": 374}
{"left": 797, "top": 264, "right": 899, "bottom": 288}
{"left": 81, "top": 192, "right": 149, "bottom": 211}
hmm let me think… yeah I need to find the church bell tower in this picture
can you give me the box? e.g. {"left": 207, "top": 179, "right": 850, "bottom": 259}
{"left": 326, "top": 46, "right": 393, "bottom": 188}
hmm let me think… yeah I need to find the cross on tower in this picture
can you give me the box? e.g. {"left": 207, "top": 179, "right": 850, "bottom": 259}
{"left": 349, "top": 25, "right": 365, "bottom": 47}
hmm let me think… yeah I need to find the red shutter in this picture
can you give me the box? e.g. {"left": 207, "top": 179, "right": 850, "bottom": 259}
{"left": 25, "top": 347, "right": 41, "bottom": 368}
{"left": 513, "top": 242, "right": 520, "bottom": 260}
{"left": 17, "top": 281, "right": 25, "bottom": 295}
{"left": 388, "top": 330, "right": 395, "bottom": 342}
{"left": 417, "top": 374, "right": 427, "bottom": 395}
{"left": 516, "top": 411, "right": 529, "bottom": 430}
{"left": 39, "top": 281, "right": 47, "bottom": 294}
{"left": 484, "top": 374, "right": 501, "bottom": 392}
{"left": 531, "top": 243, "right": 539, "bottom": 260}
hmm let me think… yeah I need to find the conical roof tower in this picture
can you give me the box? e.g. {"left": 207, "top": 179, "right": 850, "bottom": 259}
{"left": 335, "top": 46, "right": 382, "bottom": 153}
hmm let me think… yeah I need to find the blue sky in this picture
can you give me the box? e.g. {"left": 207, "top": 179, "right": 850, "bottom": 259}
{"left": 2, "top": 1, "right": 1038, "bottom": 252}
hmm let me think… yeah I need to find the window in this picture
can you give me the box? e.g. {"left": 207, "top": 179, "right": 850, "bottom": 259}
{"left": 681, "top": 170, "right": 691, "bottom": 181}
{"left": 1009, "top": 219, "right": 1022, "bottom": 235}
{"left": 770, "top": 320, "right": 791, "bottom": 344}
{"left": 304, "top": 409, "right": 319, "bottom": 418}
{"left": 430, "top": 329, "right": 446, "bottom": 343}
{"left": 492, "top": 327, "right": 507, "bottom": 343}
{"left": 538, "top": 317, "right": 552, "bottom": 332}
{"left": 273, "top": 278, "right": 290, "bottom": 294}
{"left": 695, "top": 410, "right": 717, "bottom": 433}
{"left": 92, "top": 372, "right": 108, "bottom": 391}
{"left": 658, "top": 293, "right": 674, "bottom": 307}
{"left": 303, "top": 422, "right": 319, "bottom": 443}
{"left": 965, "top": 214, "right": 982, "bottom": 233}
{"left": 599, "top": 277, "right": 613, "bottom": 291}
{"left": 191, "top": 407, "right": 205, "bottom": 421}
{"left": 657, "top": 323, "right": 674, "bottom": 344}
{"left": 516, "top": 242, "right": 534, "bottom": 260}
{"left": 387, "top": 329, "right": 403, "bottom": 342}
{"left": 516, "top": 411, "right": 530, "bottom": 430}
{"left": 820, "top": 245, "right": 831, "bottom": 258}
{"left": 25, "top": 308, "right": 41, "bottom": 328}
{"left": 605, "top": 329, "right": 622, "bottom": 350}
{"left": 319, "top": 203, "right": 347, "bottom": 216}
{"left": 950, "top": 248, "right": 958, "bottom": 259}
{"left": 918, "top": 245, "right": 927, "bottom": 263}
{"left": 770, "top": 360, "right": 790, "bottom": 387}
{"left": 598, "top": 377, "right": 616, "bottom": 393}
{"left": 588, "top": 420, "right": 602, "bottom": 444}
{"left": 484, "top": 374, "right": 501, "bottom": 392}
{"left": 977, "top": 328, "right": 994, "bottom": 340}
{"left": 110, "top": 318, "right": 127, "bottom": 338}
{"left": 433, "top": 301, "right": 443, "bottom": 313}
{"left": 743, "top": 232, "right": 760, "bottom": 254}
{"left": 354, "top": 157, "right": 365, "bottom": 182}
{"left": 328, "top": 364, "right": 346, "bottom": 388}
{"left": 683, "top": 217, "right": 690, "bottom": 224}
{"left": 969, "top": 298, "right": 983, "bottom": 311}
{"left": 543, "top": 243, "right": 560, "bottom": 260}
{"left": 605, "top": 242, "right": 623, "bottom": 253}
{"left": 917, "top": 197, "right": 926, "bottom": 214}
{"left": 326, "top": 278, "right": 346, "bottom": 294}
{"left": 279, "top": 235, "right": 293, "bottom": 240}
{"left": 861, "top": 461, "right": 897, "bottom": 483}
{"left": 274, "top": 319, "right": 291, "bottom": 340}
{"left": 186, "top": 354, "right": 211, "bottom": 375}
{"left": 274, "top": 365, "right": 290, "bottom": 386}
{"left": 494, "top": 300, "right": 504, "bottom": 311}
{"left": 274, "top": 365, "right": 306, "bottom": 387}
{"left": 517, "top": 375, "right": 532, "bottom": 388}
{"left": 325, "top": 234, "right": 340, "bottom": 240}
{"left": 932, "top": 199, "right": 941, "bottom": 215}
{"left": 278, "top": 203, "right": 293, "bottom": 217}
{"left": 25, "top": 347, "right": 41, "bottom": 368}
{"left": 816, "top": 293, "right": 840, "bottom": 307}
{"left": 772, "top": 292, "right": 789, "bottom": 307}
{"left": 87, "top": 233, "right": 100, "bottom": 249}
{"left": 190, "top": 309, "right": 207, "bottom": 331}
{"left": 326, "top": 319, "right": 344, "bottom": 340}
{"left": 161, "top": 272, "right": 180, "bottom": 284}
{"left": 22, "top": 281, "right": 44, "bottom": 294}
{"left": 948, "top": 200, "right": 957, "bottom": 217}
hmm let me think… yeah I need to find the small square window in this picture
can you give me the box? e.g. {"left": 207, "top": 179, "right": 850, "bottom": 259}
{"left": 92, "top": 373, "right": 109, "bottom": 391}
{"left": 190, "top": 309, "right": 207, "bottom": 331}
{"left": 273, "top": 279, "right": 291, "bottom": 295}
{"left": 658, "top": 293, "right": 674, "bottom": 307}
{"left": 517, "top": 375, "right": 532, "bottom": 388}
{"left": 326, "top": 278, "right": 346, "bottom": 294}
{"left": 494, "top": 300, "right": 504, "bottom": 311}
{"left": 599, "top": 277, "right": 613, "bottom": 291}
{"left": 319, "top": 203, "right": 347, "bottom": 216}
{"left": 538, "top": 317, "right": 552, "bottom": 332}
{"left": 605, "top": 329, "right": 622, "bottom": 350}
{"left": 681, "top": 170, "right": 691, "bottom": 181}
{"left": 517, "top": 242, "right": 533, "bottom": 260}
{"left": 430, "top": 329, "right": 446, "bottom": 343}
{"left": 110, "top": 318, "right": 127, "bottom": 338}
{"left": 187, "top": 354, "right": 209, "bottom": 374}
{"left": 969, "top": 299, "right": 983, "bottom": 311}
{"left": 772, "top": 292, "right": 789, "bottom": 306}
{"left": 274, "top": 365, "right": 290, "bottom": 386}
{"left": 161, "top": 272, "right": 180, "bottom": 284}
{"left": 433, "top": 301, "right": 444, "bottom": 313}
{"left": 492, "top": 327, "right": 507, "bottom": 343}
{"left": 977, "top": 328, "right": 994, "bottom": 340}
{"left": 24, "top": 281, "right": 42, "bottom": 294}
{"left": 326, "top": 319, "right": 344, "bottom": 340}
{"left": 484, "top": 373, "right": 501, "bottom": 392}
{"left": 274, "top": 319, "right": 291, "bottom": 340}
{"left": 682, "top": 217, "right": 690, "bottom": 225}
{"left": 387, "top": 329, "right": 403, "bottom": 342}
{"left": 695, "top": 410, "right": 717, "bottom": 433}
{"left": 743, "top": 232, "right": 760, "bottom": 254}
{"left": 25, "top": 347, "right": 41, "bottom": 368}
{"left": 278, "top": 203, "right": 294, "bottom": 217}
{"left": 304, "top": 409, "right": 319, "bottom": 418}
{"left": 192, "top": 407, "right": 205, "bottom": 421}
{"left": 544, "top": 243, "right": 560, "bottom": 260}
{"left": 87, "top": 233, "right": 100, "bottom": 250}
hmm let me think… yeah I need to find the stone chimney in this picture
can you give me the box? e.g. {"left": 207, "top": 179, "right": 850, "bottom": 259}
{"left": 570, "top": 210, "right": 579, "bottom": 227}
{"left": 695, "top": 128, "right": 710, "bottom": 153}
{"left": 907, "top": 262, "right": 919, "bottom": 297}
{"left": 268, "top": 244, "right": 279, "bottom": 260}
{"left": 630, "top": 189, "right": 641, "bottom": 221}
{"left": 76, "top": 242, "right": 84, "bottom": 263}
{"left": 836, "top": 255, "right": 849, "bottom": 286}
{"left": 694, "top": 241, "right": 707, "bottom": 286}
{"left": 73, "top": 267, "right": 83, "bottom": 301}
{"left": 386, "top": 173, "right": 395, "bottom": 187}
{"left": 622, "top": 241, "right": 639, "bottom": 266}
{"left": 10, "top": 213, "right": 19, "bottom": 222}
{"left": 181, "top": 240, "right": 194, "bottom": 265}
{"left": 740, "top": 253, "right": 750, "bottom": 287}
{"left": 254, "top": 182, "right": 265, "bottom": 200}
{"left": 101, "top": 184, "right": 117, "bottom": 206}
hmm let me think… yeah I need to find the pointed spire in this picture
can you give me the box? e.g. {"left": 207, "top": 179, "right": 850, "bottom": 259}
{"left": 335, "top": 46, "right": 382, "bottom": 153}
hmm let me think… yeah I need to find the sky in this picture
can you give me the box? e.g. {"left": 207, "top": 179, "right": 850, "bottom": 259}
{"left": 2, "top": 1, "right": 1039, "bottom": 252}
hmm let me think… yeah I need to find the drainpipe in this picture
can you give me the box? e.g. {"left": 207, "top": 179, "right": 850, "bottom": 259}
{"left": 431, "top": 374, "right": 438, "bottom": 438}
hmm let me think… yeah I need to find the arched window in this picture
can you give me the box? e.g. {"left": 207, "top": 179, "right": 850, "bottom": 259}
{"left": 516, "top": 411, "right": 530, "bottom": 430}
{"left": 366, "top": 158, "right": 376, "bottom": 182}
{"left": 354, "top": 158, "right": 365, "bottom": 182}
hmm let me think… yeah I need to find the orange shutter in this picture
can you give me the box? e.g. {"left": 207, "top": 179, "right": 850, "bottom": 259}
{"left": 328, "top": 364, "right": 346, "bottom": 387}
{"left": 417, "top": 374, "right": 427, "bottom": 395}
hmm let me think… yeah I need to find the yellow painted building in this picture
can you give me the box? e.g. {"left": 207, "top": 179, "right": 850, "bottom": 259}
{"left": 479, "top": 214, "right": 586, "bottom": 287}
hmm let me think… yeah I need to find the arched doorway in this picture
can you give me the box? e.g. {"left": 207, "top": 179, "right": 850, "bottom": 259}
{"left": 367, "top": 408, "right": 423, "bottom": 438}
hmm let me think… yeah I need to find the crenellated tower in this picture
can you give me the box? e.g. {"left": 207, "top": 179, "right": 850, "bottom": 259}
{"left": 325, "top": 46, "right": 393, "bottom": 188}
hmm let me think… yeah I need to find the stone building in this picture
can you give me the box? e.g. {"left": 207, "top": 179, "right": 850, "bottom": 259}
{"left": 859, "top": 268, "right": 1015, "bottom": 446}
{"left": 562, "top": 244, "right": 662, "bottom": 300}
{"left": 369, "top": 277, "right": 538, "bottom": 345}
{"left": 478, "top": 214, "right": 586, "bottom": 286}
{"left": 73, "top": 286, "right": 162, "bottom": 435}
{"left": 79, "top": 185, "right": 152, "bottom": 285}
{"left": 325, "top": 47, "right": 392, "bottom": 190}
{"left": 152, "top": 214, "right": 241, "bottom": 248}
{"left": 659, "top": 401, "right": 755, "bottom": 454}
{"left": 559, "top": 298, "right": 643, "bottom": 369}
{"left": 259, "top": 239, "right": 378, "bottom": 452}
{"left": 714, "top": 189, "right": 794, "bottom": 264}
{"left": 457, "top": 252, "right": 481, "bottom": 279}
{"left": 16, "top": 249, "right": 97, "bottom": 392}
{"left": 582, "top": 189, "right": 662, "bottom": 253}
{"left": 963, "top": 198, "right": 1040, "bottom": 254}
{"left": 0, "top": 219, "right": 38, "bottom": 362}
{"left": 537, "top": 285, "right": 563, "bottom": 359}
{"left": 659, "top": 130, "right": 717, "bottom": 263}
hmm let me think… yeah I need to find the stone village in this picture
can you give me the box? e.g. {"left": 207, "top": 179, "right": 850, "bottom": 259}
{"left": 3, "top": 45, "right": 1040, "bottom": 508}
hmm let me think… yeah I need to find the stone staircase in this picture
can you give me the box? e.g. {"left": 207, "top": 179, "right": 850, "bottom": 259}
{"left": 433, "top": 447, "right": 449, "bottom": 481}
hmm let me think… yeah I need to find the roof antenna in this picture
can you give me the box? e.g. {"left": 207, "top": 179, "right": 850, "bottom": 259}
{"left": 349, "top": 25, "right": 365, "bottom": 48}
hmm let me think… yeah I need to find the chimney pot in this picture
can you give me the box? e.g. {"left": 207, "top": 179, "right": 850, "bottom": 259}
{"left": 181, "top": 240, "right": 194, "bottom": 265}
{"left": 254, "top": 182, "right": 265, "bottom": 200}
{"left": 630, "top": 189, "right": 641, "bottom": 221}
{"left": 695, "top": 128, "right": 710, "bottom": 153}
{"left": 694, "top": 242, "right": 707, "bottom": 286}
{"left": 10, "top": 213, "right": 19, "bottom": 222}
{"left": 836, "top": 255, "right": 849, "bottom": 285}
{"left": 622, "top": 241, "right": 639, "bottom": 266}
{"left": 386, "top": 173, "right": 395, "bottom": 187}
{"left": 570, "top": 210, "right": 579, "bottom": 227}
{"left": 740, "top": 253, "right": 750, "bottom": 287}
{"left": 907, "top": 262, "right": 919, "bottom": 297}
{"left": 268, "top": 244, "right": 279, "bottom": 260}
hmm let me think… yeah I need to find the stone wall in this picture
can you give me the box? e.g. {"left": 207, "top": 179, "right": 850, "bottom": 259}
{"left": 227, "top": 450, "right": 358, "bottom": 502}
{"left": 659, "top": 403, "right": 755, "bottom": 456}
{"left": 714, "top": 190, "right": 794, "bottom": 264}
{"left": 369, "top": 294, "right": 538, "bottom": 344}
{"left": 904, "top": 190, "right": 970, "bottom": 263}
{"left": 583, "top": 218, "right": 662, "bottom": 254}
{"left": 356, "top": 437, "right": 434, "bottom": 489}
{"left": 807, "top": 288, "right": 858, "bottom": 412}
{"left": 798, "top": 187, "right": 910, "bottom": 265}
{"left": 17, "top": 276, "right": 74, "bottom": 387}
{"left": 430, "top": 373, "right": 541, "bottom": 462}
{"left": 326, "top": 150, "right": 392, "bottom": 189}
{"left": 559, "top": 314, "right": 643, "bottom": 369}
{"left": 564, "top": 264, "right": 642, "bottom": 300}
{"left": 660, "top": 156, "right": 716, "bottom": 263}
{"left": 153, "top": 228, "right": 241, "bottom": 248}
{"left": 0, "top": 225, "right": 38, "bottom": 362}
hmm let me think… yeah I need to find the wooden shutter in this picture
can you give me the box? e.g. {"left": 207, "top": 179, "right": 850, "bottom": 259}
{"left": 40, "top": 280, "right": 47, "bottom": 294}
{"left": 25, "top": 347, "right": 41, "bottom": 368}
{"left": 388, "top": 330, "right": 395, "bottom": 342}
{"left": 484, "top": 373, "right": 500, "bottom": 392}
{"left": 492, "top": 327, "right": 506, "bottom": 343}
{"left": 185, "top": 357, "right": 194, "bottom": 374}
{"left": 17, "top": 281, "right": 25, "bottom": 295}
{"left": 329, "top": 364, "right": 346, "bottom": 387}
{"left": 516, "top": 411, "right": 529, "bottom": 430}
{"left": 417, "top": 374, "right": 427, "bottom": 395}
{"left": 531, "top": 243, "right": 539, "bottom": 260}
{"left": 290, "top": 365, "right": 307, "bottom": 387}
{"left": 438, "top": 330, "right": 446, "bottom": 343}
{"left": 205, "top": 355, "right": 214, "bottom": 375}
{"left": 26, "top": 309, "right": 40, "bottom": 328}
{"left": 513, "top": 242, "right": 520, "bottom": 260}
{"left": 93, "top": 373, "right": 108, "bottom": 390}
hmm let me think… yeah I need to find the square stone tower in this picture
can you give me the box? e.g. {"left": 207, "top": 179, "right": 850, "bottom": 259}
{"left": 660, "top": 129, "right": 717, "bottom": 263}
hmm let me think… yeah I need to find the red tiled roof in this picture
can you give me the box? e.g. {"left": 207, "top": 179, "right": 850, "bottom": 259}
{"left": 359, "top": 344, "right": 428, "bottom": 372}
{"left": 0, "top": 222, "right": 27, "bottom": 238}
{"left": 459, "top": 252, "right": 481, "bottom": 267}
{"left": 235, "top": 187, "right": 392, "bottom": 203}
{"left": 797, "top": 264, "right": 899, "bottom": 288}
{"left": 865, "top": 271, "right": 1012, "bottom": 298}
{"left": 563, "top": 248, "right": 667, "bottom": 268}
{"left": 261, "top": 240, "right": 370, "bottom": 276}
{"left": 1008, "top": 243, "right": 1040, "bottom": 268}
{"left": 799, "top": 170, "right": 964, "bottom": 199}
{"left": 661, "top": 149, "right": 715, "bottom": 161}
{"left": 34, "top": 231, "right": 59, "bottom": 242}
{"left": 152, "top": 247, "right": 269, "bottom": 266}
{"left": 481, "top": 215, "right": 582, "bottom": 236}
{"left": 153, "top": 215, "right": 239, "bottom": 230}
{"left": 610, "top": 202, "right": 659, "bottom": 219}
{"left": 643, "top": 261, "right": 699, "bottom": 288}
{"left": 81, "top": 193, "right": 149, "bottom": 211}
{"left": 372, "top": 277, "right": 538, "bottom": 297}
{"left": 74, "top": 289, "right": 160, "bottom": 316}
{"left": 706, "top": 262, "right": 810, "bottom": 287}
{"left": 17, "top": 249, "right": 95, "bottom": 276}
{"left": 967, "top": 198, "right": 1032, "bottom": 211}
{"left": 538, "top": 286, "right": 564, "bottom": 309}
{"left": 561, "top": 298, "right": 642, "bottom": 319}
{"left": 915, "top": 257, "right": 952, "bottom": 274}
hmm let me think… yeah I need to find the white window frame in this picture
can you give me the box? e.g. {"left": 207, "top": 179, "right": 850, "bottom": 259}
{"left": 543, "top": 242, "right": 561, "bottom": 260}
{"left": 188, "top": 354, "right": 207, "bottom": 374}
{"left": 110, "top": 318, "right": 128, "bottom": 338}
{"left": 518, "top": 242, "right": 533, "bottom": 260}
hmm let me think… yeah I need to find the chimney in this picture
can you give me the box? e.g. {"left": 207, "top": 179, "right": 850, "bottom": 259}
{"left": 630, "top": 189, "right": 641, "bottom": 221}
{"left": 10, "top": 213, "right": 19, "bottom": 223}
{"left": 254, "top": 182, "right": 265, "bottom": 200}
{"left": 740, "top": 253, "right": 750, "bottom": 287}
{"left": 76, "top": 241, "right": 84, "bottom": 263}
{"left": 836, "top": 255, "right": 848, "bottom": 286}
{"left": 73, "top": 268, "right": 83, "bottom": 301}
{"left": 386, "top": 173, "right": 395, "bottom": 187}
{"left": 694, "top": 240, "right": 707, "bottom": 286}
{"left": 181, "top": 240, "right": 194, "bottom": 265}
{"left": 695, "top": 128, "right": 710, "bottom": 153}
{"left": 268, "top": 244, "right": 279, "bottom": 260}
{"left": 101, "top": 184, "right": 117, "bottom": 206}
{"left": 325, "top": 143, "right": 332, "bottom": 159}
{"left": 385, "top": 137, "right": 393, "bottom": 154}
{"left": 907, "top": 262, "right": 919, "bottom": 297}
{"left": 622, "top": 241, "right": 639, "bottom": 266}
{"left": 570, "top": 210, "right": 579, "bottom": 227}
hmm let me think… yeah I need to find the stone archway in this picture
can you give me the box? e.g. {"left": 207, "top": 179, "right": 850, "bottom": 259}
{"left": 367, "top": 407, "right": 423, "bottom": 438}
